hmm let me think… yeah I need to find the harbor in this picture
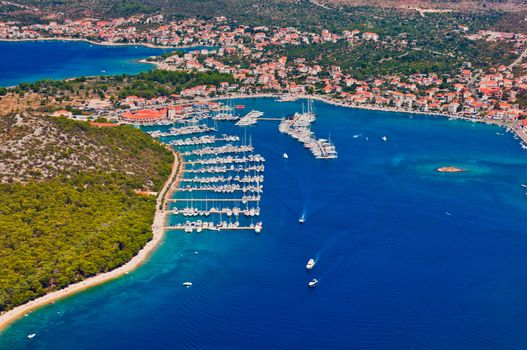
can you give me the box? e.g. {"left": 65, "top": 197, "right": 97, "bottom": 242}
{"left": 3, "top": 97, "right": 527, "bottom": 350}
{"left": 145, "top": 112, "right": 266, "bottom": 233}
{"left": 279, "top": 99, "right": 338, "bottom": 159}
{"left": 139, "top": 98, "right": 341, "bottom": 236}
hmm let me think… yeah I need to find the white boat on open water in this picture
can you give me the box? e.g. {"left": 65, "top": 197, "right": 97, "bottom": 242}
{"left": 306, "top": 259, "right": 316, "bottom": 270}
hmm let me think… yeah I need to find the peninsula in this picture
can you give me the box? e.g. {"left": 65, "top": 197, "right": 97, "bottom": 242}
{"left": 0, "top": 114, "right": 177, "bottom": 327}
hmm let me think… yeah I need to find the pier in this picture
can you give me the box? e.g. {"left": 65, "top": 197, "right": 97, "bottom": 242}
{"left": 140, "top": 102, "right": 268, "bottom": 233}
{"left": 164, "top": 226, "right": 261, "bottom": 231}
{"left": 166, "top": 198, "right": 261, "bottom": 202}
{"left": 278, "top": 99, "right": 338, "bottom": 159}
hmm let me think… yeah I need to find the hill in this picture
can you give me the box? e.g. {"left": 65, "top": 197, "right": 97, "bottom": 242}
{"left": 0, "top": 114, "right": 174, "bottom": 312}
{"left": 13, "top": 0, "right": 527, "bottom": 21}
{"left": 10, "top": 0, "right": 527, "bottom": 36}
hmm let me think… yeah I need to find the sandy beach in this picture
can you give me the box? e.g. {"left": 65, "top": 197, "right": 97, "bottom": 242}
{"left": 0, "top": 150, "right": 182, "bottom": 332}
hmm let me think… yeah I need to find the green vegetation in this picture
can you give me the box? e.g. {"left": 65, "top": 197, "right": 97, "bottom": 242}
{"left": 0, "top": 115, "right": 174, "bottom": 312}
{"left": 117, "top": 70, "right": 234, "bottom": 99}
{"left": 267, "top": 7, "right": 520, "bottom": 77}
{"left": 8, "top": 70, "right": 234, "bottom": 101}
{"left": 108, "top": 0, "right": 157, "bottom": 17}
{"left": 278, "top": 33, "right": 517, "bottom": 78}
{"left": 517, "top": 90, "right": 527, "bottom": 109}
{"left": 8, "top": 1, "right": 526, "bottom": 79}
{"left": 0, "top": 174, "right": 155, "bottom": 311}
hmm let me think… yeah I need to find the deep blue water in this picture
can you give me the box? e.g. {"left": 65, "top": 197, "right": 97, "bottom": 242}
{"left": 0, "top": 41, "right": 174, "bottom": 86}
{"left": 1, "top": 98, "right": 527, "bottom": 349}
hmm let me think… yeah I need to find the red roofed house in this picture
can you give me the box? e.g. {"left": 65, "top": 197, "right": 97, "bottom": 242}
{"left": 120, "top": 109, "right": 167, "bottom": 124}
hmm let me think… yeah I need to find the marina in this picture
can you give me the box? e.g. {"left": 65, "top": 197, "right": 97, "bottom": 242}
{"left": 144, "top": 114, "right": 267, "bottom": 234}
{"left": 279, "top": 100, "right": 338, "bottom": 159}
{"left": 3, "top": 97, "right": 527, "bottom": 350}
{"left": 148, "top": 125, "right": 216, "bottom": 137}
{"left": 236, "top": 110, "right": 264, "bottom": 126}
{"left": 168, "top": 135, "right": 240, "bottom": 146}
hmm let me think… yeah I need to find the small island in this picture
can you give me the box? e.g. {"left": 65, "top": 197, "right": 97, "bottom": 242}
{"left": 437, "top": 166, "right": 465, "bottom": 173}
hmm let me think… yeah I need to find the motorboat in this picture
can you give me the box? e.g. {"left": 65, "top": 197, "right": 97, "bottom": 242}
{"left": 27, "top": 334, "right": 36, "bottom": 339}
{"left": 306, "top": 259, "right": 316, "bottom": 270}
{"left": 283, "top": 153, "right": 289, "bottom": 159}
{"left": 183, "top": 282, "right": 193, "bottom": 287}
{"left": 299, "top": 215, "right": 305, "bottom": 224}
{"left": 382, "top": 136, "right": 388, "bottom": 142}
{"left": 308, "top": 278, "right": 319, "bottom": 288}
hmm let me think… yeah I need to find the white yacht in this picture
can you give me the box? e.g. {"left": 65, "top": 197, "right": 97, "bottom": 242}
{"left": 283, "top": 153, "right": 289, "bottom": 159}
{"left": 306, "top": 259, "right": 316, "bottom": 270}
{"left": 308, "top": 278, "right": 319, "bottom": 288}
{"left": 182, "top": 282, "right": 193, "bottom": 287}
{"left": 382, "top": 136, "right": 388, "bottom": 142}
{"left": 299, "top": 215, "right": 305, "bottom": 224}
{"left": 27, "top": 334, "right": 36, "bottom": 339}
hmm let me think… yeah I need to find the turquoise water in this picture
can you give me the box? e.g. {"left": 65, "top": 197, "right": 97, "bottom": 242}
{"left": 1, "top": 98, "right": 527, "bottom": 349}
{"left": 0, "top": 41, "right": 175, "bottom": 86}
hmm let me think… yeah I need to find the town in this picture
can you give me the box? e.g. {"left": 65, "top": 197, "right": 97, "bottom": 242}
{"left": 1, "top": 13, "right": 527, "bottom": 141}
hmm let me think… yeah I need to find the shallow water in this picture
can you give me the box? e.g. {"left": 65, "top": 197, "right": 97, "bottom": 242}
{"left": 1, "top": 98, "right": 527, "bottom": 349}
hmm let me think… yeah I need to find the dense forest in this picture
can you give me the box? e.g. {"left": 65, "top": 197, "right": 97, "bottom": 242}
{"left": 0, "top": 114, "right": 174, "bottom": 312}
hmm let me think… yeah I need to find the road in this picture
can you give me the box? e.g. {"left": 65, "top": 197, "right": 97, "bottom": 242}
{"left": 508, "top": 46, "right": 527, "bottom": 70}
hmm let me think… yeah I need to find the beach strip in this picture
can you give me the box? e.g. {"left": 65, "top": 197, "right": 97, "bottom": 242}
{"left": 0, "top": 151, "right": 182, "bottom": 332}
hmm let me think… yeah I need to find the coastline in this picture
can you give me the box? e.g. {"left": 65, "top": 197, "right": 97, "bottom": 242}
{"left": 0, "top": 150, "right": 182, "bottom": 333}
{"left": 207, "top": 93, "right": 527, "bottom": 146}
{"left": 0, "top": 37, "right": 206, "bottom": 50}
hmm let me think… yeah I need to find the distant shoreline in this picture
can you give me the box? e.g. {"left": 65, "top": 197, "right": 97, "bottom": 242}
{"left": 0, "top": 151, "right": 182, "bottom": 333}
{"left": 0, "top": 37, "right": 206, "bottom": 50}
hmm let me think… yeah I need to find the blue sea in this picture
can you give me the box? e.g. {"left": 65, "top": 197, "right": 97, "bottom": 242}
{"left": 0, "top": 40, "right": 176, "bottom": 86}
{"left": 1, "top": 98, "right": 527, "bottom": 349}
